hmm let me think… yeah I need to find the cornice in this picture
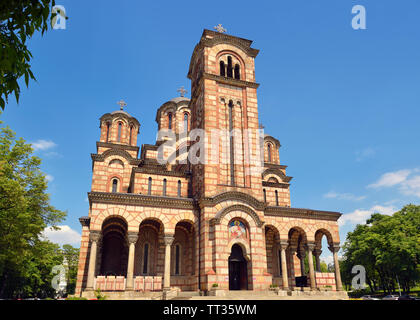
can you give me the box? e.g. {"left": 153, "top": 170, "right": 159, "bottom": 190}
{"left": 262, "top": 181, "right": 289, "bottom": 189}
{"left": 202, "top": 72, "right": 260, "bottom": 89}
{"left": 132, "top": 166, "right": 188, "bottom": 178}
{"left": 96, "top": 141, "right": 140, "bottom": 153}
{"left": 264, "top": 206, "right": 342, "bottom": 222}
{"left": 264, "top": 163, "right": 288, "bottom": 170}
{"left": 88, "top": 192, "right": 196, "bottom": 210}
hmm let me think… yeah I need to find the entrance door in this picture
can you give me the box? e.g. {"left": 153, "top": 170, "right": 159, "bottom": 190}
{"left": 228, "top": 244, "right": 248, "bottom": 290}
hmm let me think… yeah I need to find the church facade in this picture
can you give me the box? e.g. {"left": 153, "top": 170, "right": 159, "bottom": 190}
{"left": 75, "top": 29, "right": 344, "bottom": 298}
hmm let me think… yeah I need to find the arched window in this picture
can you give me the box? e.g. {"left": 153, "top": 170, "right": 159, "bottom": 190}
{"left": 129, "top": 125, "right": 133, "bottom": 145}
{"left": 184, "top": 113, "right": 189, "bottom": 132}
{"left": 163, "top": 179, "right": 167, "bottom": 196}
{"left": 106, "top": 122, "right": 110, "bottom": 142}
{"left": 168, "top": 113, "right": 172, "bottom": 130}
{"left": 117, "top": 122, "right": 122, "bottom": 142}
{"left": 177, "top": 180, "right": 181, "bottom": 197}
{"left": 263, "top": 189, "right": 267, "bottom": 203}
{"left": 148, "top": 177, "right": 152, "bottom": 195}
{"left": 234, "top": 64, "right": 240, "bottom": 80}
{"left": 267, "top": 143, "right": 272, "bottom": 162}
{"left": 175, "top": 244, "right": 180, "bottom": 275}
{"left": 112, "top": 179, "right": 118, "bottom": 193}
{"left": 220, "top": 61, "right": 226, "bottom": 77}
{"left": 275, "top": 190, "right": 279, "bottom": 206}
{"left": 227, "top": 56, "right": 233, "bottom": 78}
{"left": 142, "top": 243, "right": 149, "bottom": 274}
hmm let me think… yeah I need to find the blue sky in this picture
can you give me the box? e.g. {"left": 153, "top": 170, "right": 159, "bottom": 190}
{"left": 2, "top": 0, "right": 420, "bottom": 264}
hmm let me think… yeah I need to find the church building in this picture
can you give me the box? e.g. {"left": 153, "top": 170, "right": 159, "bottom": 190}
{"left": 75, "top": 28, "right": 345, "bottom": 298}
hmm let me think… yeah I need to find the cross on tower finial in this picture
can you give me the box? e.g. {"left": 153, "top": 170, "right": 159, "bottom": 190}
{"left": 214, "top": 24, "right": 227, "bottom": 33}
{"left": 177, "top": 86, "right": 187, "bottom": 97}
{"left": 117, "top": 99, "right": 127, "bottom": 110}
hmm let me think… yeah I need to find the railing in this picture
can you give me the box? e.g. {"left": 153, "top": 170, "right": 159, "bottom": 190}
{"left": 94, "top": 276, "right": 163, "bottom": 291}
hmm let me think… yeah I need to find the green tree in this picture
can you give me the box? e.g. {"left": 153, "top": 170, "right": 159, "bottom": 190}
{"left": 341, "top": 205, "right": 420, "bottom": 294}
{"left": 62, "top": 244, "right": 79, "bottom": 295}
{"left": 0, "top": 116, "right": 66, "bottom": 298}
{"left": 0, "top": 0, "right": 59, "bottom": 109}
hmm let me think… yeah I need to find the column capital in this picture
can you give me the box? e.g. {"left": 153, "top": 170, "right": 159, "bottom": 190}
{"left": 306, "top": 242, "right": 316, "bottom": 251}
{"left": 279, "top": 240, "right": 289, "bottom": 250}
{"left": 313, "top": 248, "right": 322, "bottom": 256}
{"left": 89, "top": 230, "right": 101, "bottom": 242}
{"left": 163, "top": 234, "right": 175, "bottom": 246}
{"left": 329, "top": 244, "right": 340, "bottom": 253}
{"left": 127, "top": 232, "right": 138, "bottom": 244}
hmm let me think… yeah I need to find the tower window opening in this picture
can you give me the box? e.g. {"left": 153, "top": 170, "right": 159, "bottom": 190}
{"left": 177, "top": 180, "right": 181, "bottom": 197}
{"left": 117, "top": 122, "right": 122, "bottom": 142}
{"left": 220, "top": 61, "right": 226, "bottom": 77}
{"left": 163, "top": 179, "right": 167, "bottom": 196}
{"left": 267, "top": 143, "right": 272, "bottom": 162}
{"left": 263, "top": 189, "right": 267, "bottom": 203}
{"left": 227, "top": 56, "right": 233, "bottom": 78}
{"left": 129, "top": 125, "right": 133, "bottom": 145}
{"left": 275, "top": 190, "right": 279, "bottom": 206}
{"left": 168, "top": 113, "right": 173, "bottom": 130}
{"left": 112, "top": 179, "right": 118, "bottom": 193}
{"left": 148, "top": 177, "right": 152, "bottom": 195}
{"left": 234, "top": 64, "right": 240, "bottom": 80}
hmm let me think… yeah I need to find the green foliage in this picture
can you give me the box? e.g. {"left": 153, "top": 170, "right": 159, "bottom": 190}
{"left": 212, "top": 283, "right": 218, "bottom": 288}
{"left": 0, "top": 0, "right": 57, "bottom": 109}
{"left": 62, "top": 244, "right": 79, "bottom": 295}
{"left": 66, "top": 296, "right": 87, "bottom": 300}
{"left": 341, "top": 204, "right": 420, "bottom": 294}
{"left": 94, "top": 289, "right": 107, "bottom": 300}
{"left": 0, "top": 116, "right": 66, "bottom": 298}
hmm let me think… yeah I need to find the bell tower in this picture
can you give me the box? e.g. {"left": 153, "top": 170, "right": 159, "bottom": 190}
{"left": 187, "top": 28, "right": 263, "bottom": 200}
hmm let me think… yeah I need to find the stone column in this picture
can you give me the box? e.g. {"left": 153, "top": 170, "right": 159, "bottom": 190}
{"left": 163, "top": 235, "right": 174, "bottom": 289}
{"left": 86, "top": 231, "right": 101, "bottom": 290}
{"left": 279, "top": 241, "right": 289, "bottom": 290}
{"left": 297, "top": 248, "right": 306, "bottom": 276}
{"left": 313, "top": 249, "right": 322, "bottom": 272}
{"left": 329, "top": 244, "right": 343, "bottom": 291}
{"left": 306, "top": 243, "right": 316, "bottom": 290}
{"left": 126, "top": 232, "right": 138, "bottom": 291}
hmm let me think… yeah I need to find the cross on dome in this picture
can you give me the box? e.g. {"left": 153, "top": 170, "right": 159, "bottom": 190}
{"left": 117, "top": 99, "right": 127, "bottom": 110}
{"left": 177, "top": 86, "right": 187, "bottom": 97}
{"left": 214, "top": 24, "right": 227, "bottom": 33}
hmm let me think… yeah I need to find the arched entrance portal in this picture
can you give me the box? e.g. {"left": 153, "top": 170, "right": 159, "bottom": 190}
{"left": 228, "top": 244, "right": 248, "bottom": 290}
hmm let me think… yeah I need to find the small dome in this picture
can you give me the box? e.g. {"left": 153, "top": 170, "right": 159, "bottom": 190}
{"left": 170, "top": 96, "right": 190, "bottom": 103}
{"left": 110, "top": 109, "right": 134, "bottom": 118}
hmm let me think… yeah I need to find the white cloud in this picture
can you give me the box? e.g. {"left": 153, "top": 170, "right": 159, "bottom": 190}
{"left": 324, "top": 191, "right": 366, "bottom": 201}
{"left": 338, "top": 205, "right": 395, "bottom": 227}
{"left": 400, "top": 175, "right": 420, "bottom": 198}
{"left": 367, "top": 169, "right": 411, "bottom": 188}
{"left": 46, "top": 174, "right": 54, "bottom": 182}
{"left": 356, "top": 147, "right": 375, "bottom": 162}
{"left": 367, "top": 168, "right": 420, "bottom": 198}
{"left": 31, "top": 139, "right": 57, "bottom": 151}
{"left": 42, "top": 225, "right": 81, "bottom": 246}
